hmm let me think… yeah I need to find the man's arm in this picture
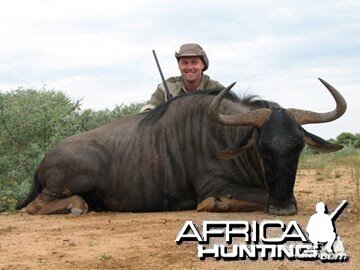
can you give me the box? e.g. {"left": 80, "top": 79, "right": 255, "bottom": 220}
{"left": 139, "top": 85, "right": 165, "bottom": 113}
{"left": 211, "top": 80, "right": 225, "bottom": 89}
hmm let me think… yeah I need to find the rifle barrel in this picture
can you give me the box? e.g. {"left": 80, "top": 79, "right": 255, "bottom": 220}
{"left": 152, "top": 50, "right": 172, "bottom": 101}
{"left": 329, "top": 200, "right": 347, "bottom": 220}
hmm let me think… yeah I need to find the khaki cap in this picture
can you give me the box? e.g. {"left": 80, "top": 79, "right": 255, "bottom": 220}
{"left": 175, "top": 43, "right": 209, "bottom": 71}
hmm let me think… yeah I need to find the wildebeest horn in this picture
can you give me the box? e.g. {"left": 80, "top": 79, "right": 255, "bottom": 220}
{"left": 208, "top": 82, "right": 272, "bottom": 127}
{"left": 287, "top": 78, "right": 347, "bottom": 125}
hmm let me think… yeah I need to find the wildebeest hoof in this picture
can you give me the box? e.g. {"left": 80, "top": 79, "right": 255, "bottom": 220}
{"left": 267, "top": 204, "right": 297, "bottom": 216}
{"left": 67, "top": 196, "right": 89, "bottom": 216}
{"left": 71, "top": 208, "right": 84, "bottom": 216}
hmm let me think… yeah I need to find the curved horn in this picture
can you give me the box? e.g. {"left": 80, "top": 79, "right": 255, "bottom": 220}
{"left": 208, "top": 82, "right": 271, "bottom": 127}
{"left": 287, "top": 78, "right": 347, "bottom": 125}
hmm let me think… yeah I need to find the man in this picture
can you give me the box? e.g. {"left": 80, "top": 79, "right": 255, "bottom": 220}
{"left": 306, "top": 202, "right": 336, "bottom": 252}
{"left": 139, "top": 43, "right": 224, "bottom": 113}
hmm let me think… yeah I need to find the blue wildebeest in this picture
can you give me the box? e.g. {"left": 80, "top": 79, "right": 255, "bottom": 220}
{"left": 16, "top": 78, "right": 346, "bottom": 216}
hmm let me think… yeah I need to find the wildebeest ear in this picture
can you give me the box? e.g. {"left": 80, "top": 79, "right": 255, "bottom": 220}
{"left": 213, "top": 128, "right": 257, "bottom": 160}
{"left": 302, "top": 128, "right": 343, "bottom": 153}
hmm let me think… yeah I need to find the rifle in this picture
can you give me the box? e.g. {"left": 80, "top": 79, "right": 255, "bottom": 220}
{"left": 152, "top": 50, "right": 173, "bottom": 101}
{"left": 329, "top": 200, "right": 348, "bottom": 221}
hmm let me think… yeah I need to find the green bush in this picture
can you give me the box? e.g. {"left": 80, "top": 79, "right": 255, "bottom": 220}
{"left": 0, "top": 87, "right": 144, "bottom": 212}
{"left": 76, "top": 103, "right": 143, "bottom": 132}
{"left": 336, "top": 132, "right": 360, "bottom": 148}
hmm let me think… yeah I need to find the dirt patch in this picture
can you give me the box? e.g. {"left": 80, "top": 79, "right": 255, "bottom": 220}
{"left": 0, "top": 167, "right": 359, "bottom": 270}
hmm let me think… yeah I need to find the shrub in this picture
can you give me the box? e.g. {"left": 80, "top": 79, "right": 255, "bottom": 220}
{"left": 0, "top": 87, "right": 144, "bottom": 211}
{"left": 336, "top": 132, "right": 360, "bottom": 148}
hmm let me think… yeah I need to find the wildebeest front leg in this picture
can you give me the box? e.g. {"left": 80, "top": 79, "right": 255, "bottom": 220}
{"left": 197, "top": 196, "right": 265, "bottom": 212}
{"left": 196, "top": 184, "right": 267, "bottom": 212}
{"left": 26, "top": 193, "right": 88, "bottom": 216}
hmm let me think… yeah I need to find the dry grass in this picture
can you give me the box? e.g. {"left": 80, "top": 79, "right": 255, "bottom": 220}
{"left": 299, "top": 148, "right": 360, "bottom": 213}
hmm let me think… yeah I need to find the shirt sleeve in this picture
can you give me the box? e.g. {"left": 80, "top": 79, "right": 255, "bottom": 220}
{"left": 139, "top": 84, "right": 165, "bottom": 113}
{"left": 148, "top": 85, "right": 165, "bottom": 106}
{"left": 212, "top": 80, "right": 225, "bottom": 89}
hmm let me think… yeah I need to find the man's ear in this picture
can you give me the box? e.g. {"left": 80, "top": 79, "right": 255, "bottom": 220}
{"left": 213, "top": 128, "right": 257, "bottom": 160}
{"left": 302, "top": 128, "right": 343, "bottom": 153}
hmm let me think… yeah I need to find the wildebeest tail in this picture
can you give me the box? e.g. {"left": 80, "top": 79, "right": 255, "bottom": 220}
{"left": 15, "top": 172, "right": 42, "bottom": 210}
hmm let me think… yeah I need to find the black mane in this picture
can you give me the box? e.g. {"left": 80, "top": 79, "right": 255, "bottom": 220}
{"left": 139, "top": 88, "right": 275, "bottom": 126}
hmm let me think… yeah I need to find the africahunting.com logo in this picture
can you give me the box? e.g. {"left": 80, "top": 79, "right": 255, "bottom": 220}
{"left": 176, "top": 200, "right": 348, "bottom": 262}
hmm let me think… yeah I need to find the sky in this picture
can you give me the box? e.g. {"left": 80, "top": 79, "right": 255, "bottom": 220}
{"left": 0, "top": 0, "right": 359, "bottom": 139}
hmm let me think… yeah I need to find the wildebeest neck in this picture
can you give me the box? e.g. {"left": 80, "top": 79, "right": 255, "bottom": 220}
{"left": 137, "top": 93, "right": 266, "bottom": 189}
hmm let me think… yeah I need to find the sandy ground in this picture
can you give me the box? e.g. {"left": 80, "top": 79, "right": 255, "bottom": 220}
{"left": 0, "top": 166, "right": 359, "bottom": 270}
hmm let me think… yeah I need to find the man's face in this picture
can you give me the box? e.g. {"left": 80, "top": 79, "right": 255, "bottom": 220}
{"left": 178, "top": 57, "right": 204, "bottom": 84}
